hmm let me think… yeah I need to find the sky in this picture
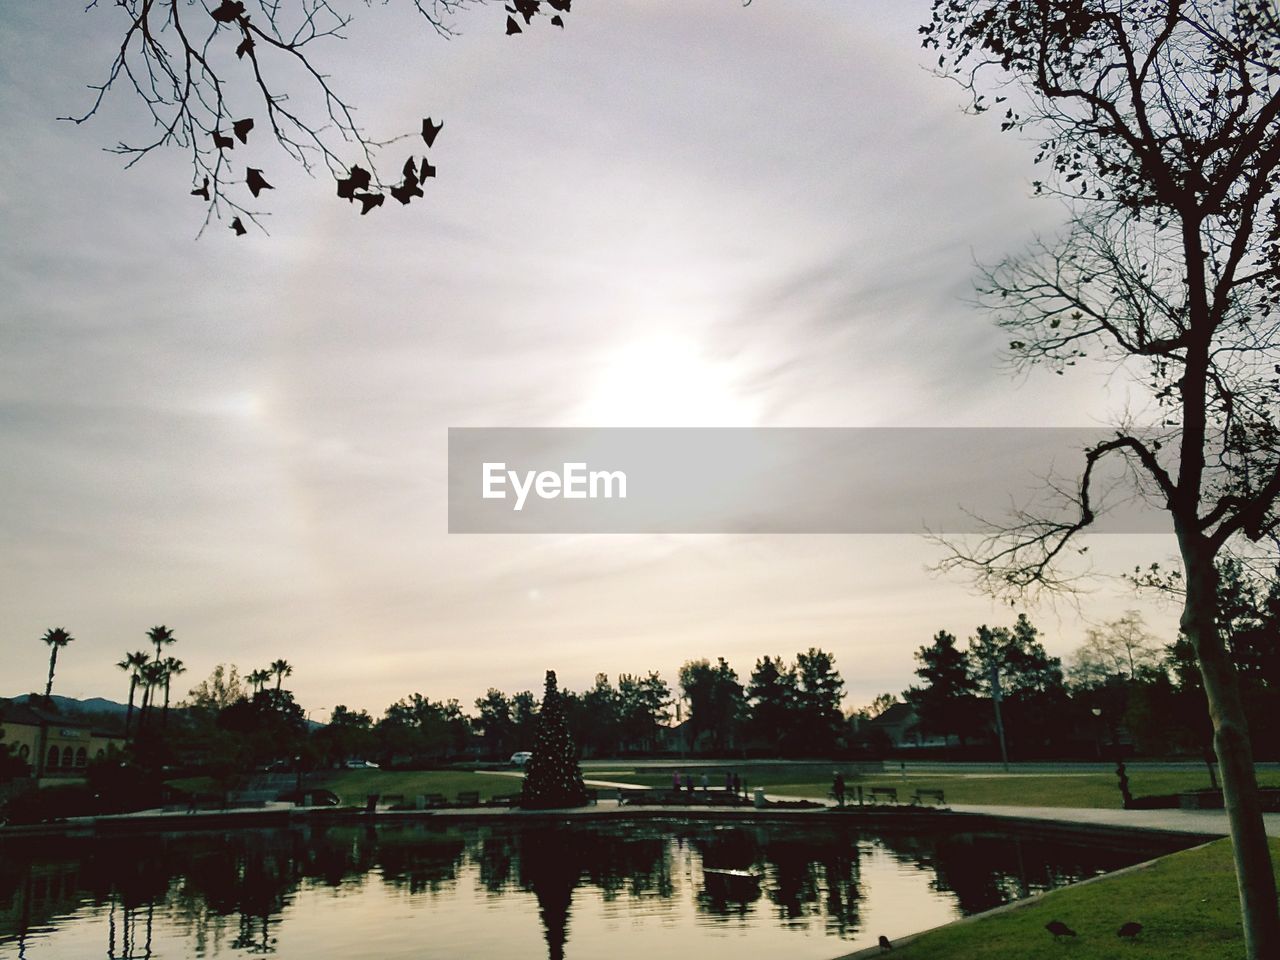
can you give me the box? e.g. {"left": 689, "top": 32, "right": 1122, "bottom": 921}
{"left": 0, "top": 0, "right": 1187, "bottom": 719}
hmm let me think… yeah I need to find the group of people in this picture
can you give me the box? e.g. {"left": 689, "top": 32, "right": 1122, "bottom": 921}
{"left": 670, "top": 769, "right": 750, "bottom": 797}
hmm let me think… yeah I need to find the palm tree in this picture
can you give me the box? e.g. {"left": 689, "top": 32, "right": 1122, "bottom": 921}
{"left": 248, "top": 669, "right": 270, "bottom": 694}
{"left": 147, "top": 624, "right": 176, "bottom": 662}
{"left": 161, "top": 656, "right": 185, "bottom": 726}
{"left": 117, "top": 649, "right": 151, "bottom": 737}
{"left": 270, "top": 659, "right": 293, "bottom": 691}
{"left": 41, "top": 627, "right": 74, "bottom": 699}
{"left": 137, "top": 660, "right": 166, "bottom": 730}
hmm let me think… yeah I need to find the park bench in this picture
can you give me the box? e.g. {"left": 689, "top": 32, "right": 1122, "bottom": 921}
{"left": 423, "top": 793, "right": 448, "bottom": 808}
{"left": 867, "top": 787, "right": 898, "bottom": 804}
{"left": 592, "top": 788, "right": 622, "bottom": 803}
{"left": 485, "top": 793, "right": 519, "bottom": 807}
{"left": 381, "top": 793, "right": 406, "bottom": 808}
{"left": 456, "top": 791, "right": 481, "bottom": 807}
{"left": 911, "top": 788, "right": 945, "bottom": 806}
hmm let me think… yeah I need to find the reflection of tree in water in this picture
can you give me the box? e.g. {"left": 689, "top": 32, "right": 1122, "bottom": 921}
{"left": 301, "top": 824, "right": 381, "bottom": 887}
{"left": 685, "top": 824, "right": 863, "bottom": 936}
{"left": 761, "top": 828, "right": 862, "bottom": 937}
{"left": 517, "top": 827, "right": 582, "bottom": 960}
{"left": 0, "top": 820, "right": 1189, "bottom": 959}
{"left": 375, "top": 828, "right": 466, "bottom": 895}
{"left": 577, "top": 827, "right": 671, "bottom": 901}
{"left": 476, "top": 834, "right": 517, "bottom": 893}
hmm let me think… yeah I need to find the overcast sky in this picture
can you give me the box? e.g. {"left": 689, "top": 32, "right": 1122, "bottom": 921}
{"left": 0, "top": 0, "right": 1185, "bottom": 718}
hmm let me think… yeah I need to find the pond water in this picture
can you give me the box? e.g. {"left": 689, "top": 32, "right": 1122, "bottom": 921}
{"left": 0, "top": 817, "right": 1192, "bottom": 959}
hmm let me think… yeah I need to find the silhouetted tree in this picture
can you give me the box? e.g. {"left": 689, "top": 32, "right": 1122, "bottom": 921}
{"left": 793, "top": 648, "right": 847, "bottom": 755}
{"left": 679, "top": 658, "right": 745, "bottom": 754}
{"left": 474, "top": 689, "right": 515, "bottom": 759}
{"left": 40, "top": 627, "right": 74, "bottom": 698}
{"left": 905, "top": 630, "right": 981, "bottom": 746}
{"left": 73, "top": 1, "right": 575, "bottom": 232}
{"left": 270, "top": 659, "right": 293, "bottom": 691}
{"left": 925, "top": 2, "right": 1280, "bottom": 947}
{"left": 520, "top": 671, "right": 588, "bottom": 809}
{"left": 616, "top": 672, "right": 672, "bottom": 752}
{"left": 746, "top": 655, "right": 799, "bottom": 754}
{"left": 161, "top": 657, "right": 186, "bottom": 727}
{"left": 117, "top": 650, "right": 151, "bottom": 739}
{"left": 147, "top": 624, "right": 176, "bottom": 663}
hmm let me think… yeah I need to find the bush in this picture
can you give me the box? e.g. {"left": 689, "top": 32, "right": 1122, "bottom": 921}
{"left": 3, "top": 783, "right": 96, "bottom": 824}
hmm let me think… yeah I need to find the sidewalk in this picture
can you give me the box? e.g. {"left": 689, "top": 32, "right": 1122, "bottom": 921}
{"left": 947, "top": 802, "right": 1280, "bottom": 837}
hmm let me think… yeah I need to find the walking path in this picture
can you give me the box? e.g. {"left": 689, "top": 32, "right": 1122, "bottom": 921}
{"left": 948, "top": 802, "right": 1280, "bottom": 837}
{"left": 778, "top": 790, "right": 1280, "bottom": 836}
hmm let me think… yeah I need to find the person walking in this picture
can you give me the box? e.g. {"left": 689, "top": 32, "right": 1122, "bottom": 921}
{"left": 832, "top": 772, "right": 847, "bottom": 808}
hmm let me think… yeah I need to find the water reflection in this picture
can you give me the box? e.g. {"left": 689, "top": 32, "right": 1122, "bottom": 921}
{"left": 0, "top": 819, "right": 1192, "bottom": 960}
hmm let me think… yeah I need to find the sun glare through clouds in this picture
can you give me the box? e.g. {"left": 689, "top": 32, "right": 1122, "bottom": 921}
{"left": 578, "top": 334, "right": 759, "bottom": 427}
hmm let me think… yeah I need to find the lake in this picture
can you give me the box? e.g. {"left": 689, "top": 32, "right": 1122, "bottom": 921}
{"left": 0, "top": 816, "right": 1194, "bottom": 959}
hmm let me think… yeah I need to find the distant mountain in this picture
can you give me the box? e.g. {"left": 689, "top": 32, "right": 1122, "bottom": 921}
{"left": 9, "top": 694, "right": 130, "bottom": 715}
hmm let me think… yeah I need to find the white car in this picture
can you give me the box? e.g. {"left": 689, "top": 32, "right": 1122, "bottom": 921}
{"left": 509, "top": 751, "right": 533, "bottom": 767}
{"left": 344, "top": 759, "right": 380, "bottom": 769}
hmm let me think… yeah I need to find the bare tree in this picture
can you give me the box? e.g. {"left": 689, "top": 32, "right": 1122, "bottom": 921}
{"left": 67, "top": 0, "right": 571, "bottom": 234}
{"left": 923, "top": 2, "right": 1280, "bottom": 955}
{"left": 1068, "top": 611, "right": 1162, "bottom": 685}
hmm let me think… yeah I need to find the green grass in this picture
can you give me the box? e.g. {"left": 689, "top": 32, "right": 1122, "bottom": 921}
{"left": 307, "top": 768, "right": 521, "bottom": 805}
{"left": 765, "top": 770, "right": 1230, "bottom": 808}
{"left": 888, "top": 837, "right": 1279, "bottom": 959}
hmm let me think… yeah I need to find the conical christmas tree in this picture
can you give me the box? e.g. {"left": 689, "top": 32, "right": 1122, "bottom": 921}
{"left": 520, "top": 670, "right": 589, "bottom": 809}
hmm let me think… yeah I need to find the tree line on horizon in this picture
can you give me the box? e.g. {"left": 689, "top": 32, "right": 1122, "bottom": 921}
{"left": 7, "top": 555, "right": 1276, "bottom": 782}
{"left": 904, "top": 559, "right": 1280, "bottom": 763}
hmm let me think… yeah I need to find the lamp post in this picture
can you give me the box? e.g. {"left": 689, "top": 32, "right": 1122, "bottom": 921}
{"left": 989, "top": 663, "right": 1009, "bottom": 773}
{"left": 1092, "top": 707, "right": 1132, "bottom": 808}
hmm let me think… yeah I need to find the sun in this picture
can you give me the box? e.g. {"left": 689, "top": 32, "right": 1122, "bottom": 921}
{"left": 577, "top": 334, "right": 758, "bottom": 426}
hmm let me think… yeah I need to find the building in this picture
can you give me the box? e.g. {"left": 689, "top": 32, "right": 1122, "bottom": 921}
{"left": 0, "top": 698, "right": 126, "bottom": 782}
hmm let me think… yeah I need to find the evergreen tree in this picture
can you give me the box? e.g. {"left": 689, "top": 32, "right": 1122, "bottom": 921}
{"left": 793, "top": 648, "right": 846, "bottom": 755}
{"left": 746, "top": 655, "right": 798, "bottom": 754}
{"left": 521, "top": 671, "right": 589, "bottom": 809}
{"left": 904, "top": 630, "right": 980, "bottom": 745}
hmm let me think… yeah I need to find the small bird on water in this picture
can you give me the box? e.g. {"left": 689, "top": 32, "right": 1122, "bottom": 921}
{"left": 1045, "top": 919, "right": 1077, "bottom": 939}
{"left": 878, "top": 934, "right": 893, "bottom": 952}
{"left": 1118, "top": 921, "right": 1143, "bottom": 939}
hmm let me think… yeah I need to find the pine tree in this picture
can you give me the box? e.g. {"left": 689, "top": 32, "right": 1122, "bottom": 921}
{"left": 520, "top": 671, "right": 589, "bottom": 809}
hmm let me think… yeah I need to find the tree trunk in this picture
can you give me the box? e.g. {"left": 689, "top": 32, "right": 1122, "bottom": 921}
{"left": 125, "top": 678, "right": 137, "bottom": 740}
{"left": 1182, "top": 548, "right": 1279, "bottom": 959}
{"left": 44, "top": 647, "right": 58, "bottom": 698}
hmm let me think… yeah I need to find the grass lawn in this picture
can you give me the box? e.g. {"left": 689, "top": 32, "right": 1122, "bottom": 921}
{"left": 759, "top": 770, "right": 1229, "bottom": 808}
{"left": 882, "top": 837, "right": 1280, "bottom": 959}
{"left": 308, "top": 768, "right": 522, "bottom": 806}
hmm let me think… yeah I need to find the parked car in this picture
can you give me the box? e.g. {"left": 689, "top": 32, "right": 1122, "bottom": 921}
{"left": 509, "top": 751, "right": 533, "bottom": 767}
{"left": 344, "top": 759, "right": 380, "bottom": 769}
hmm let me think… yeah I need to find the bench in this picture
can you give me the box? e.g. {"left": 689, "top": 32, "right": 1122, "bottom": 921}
{"left": 485, "top": 793, "right": 519, "bottom": 807}
{"left": 912, "top": 789, "right": 945, "bottom": 806}
{"left": 456, "top": 791, "right": 481, "bottom": 807}
{"left": 592, "top": 788, "right": 622, "bottom": 803}
{"left": 867, "top": 787, "right": 898, "bottom": 804}
{"left": 381, "top": 793, "right": 406, "bottom": 808}
{"left": 423, "top": 793, "right": 448, "bottom": 808}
